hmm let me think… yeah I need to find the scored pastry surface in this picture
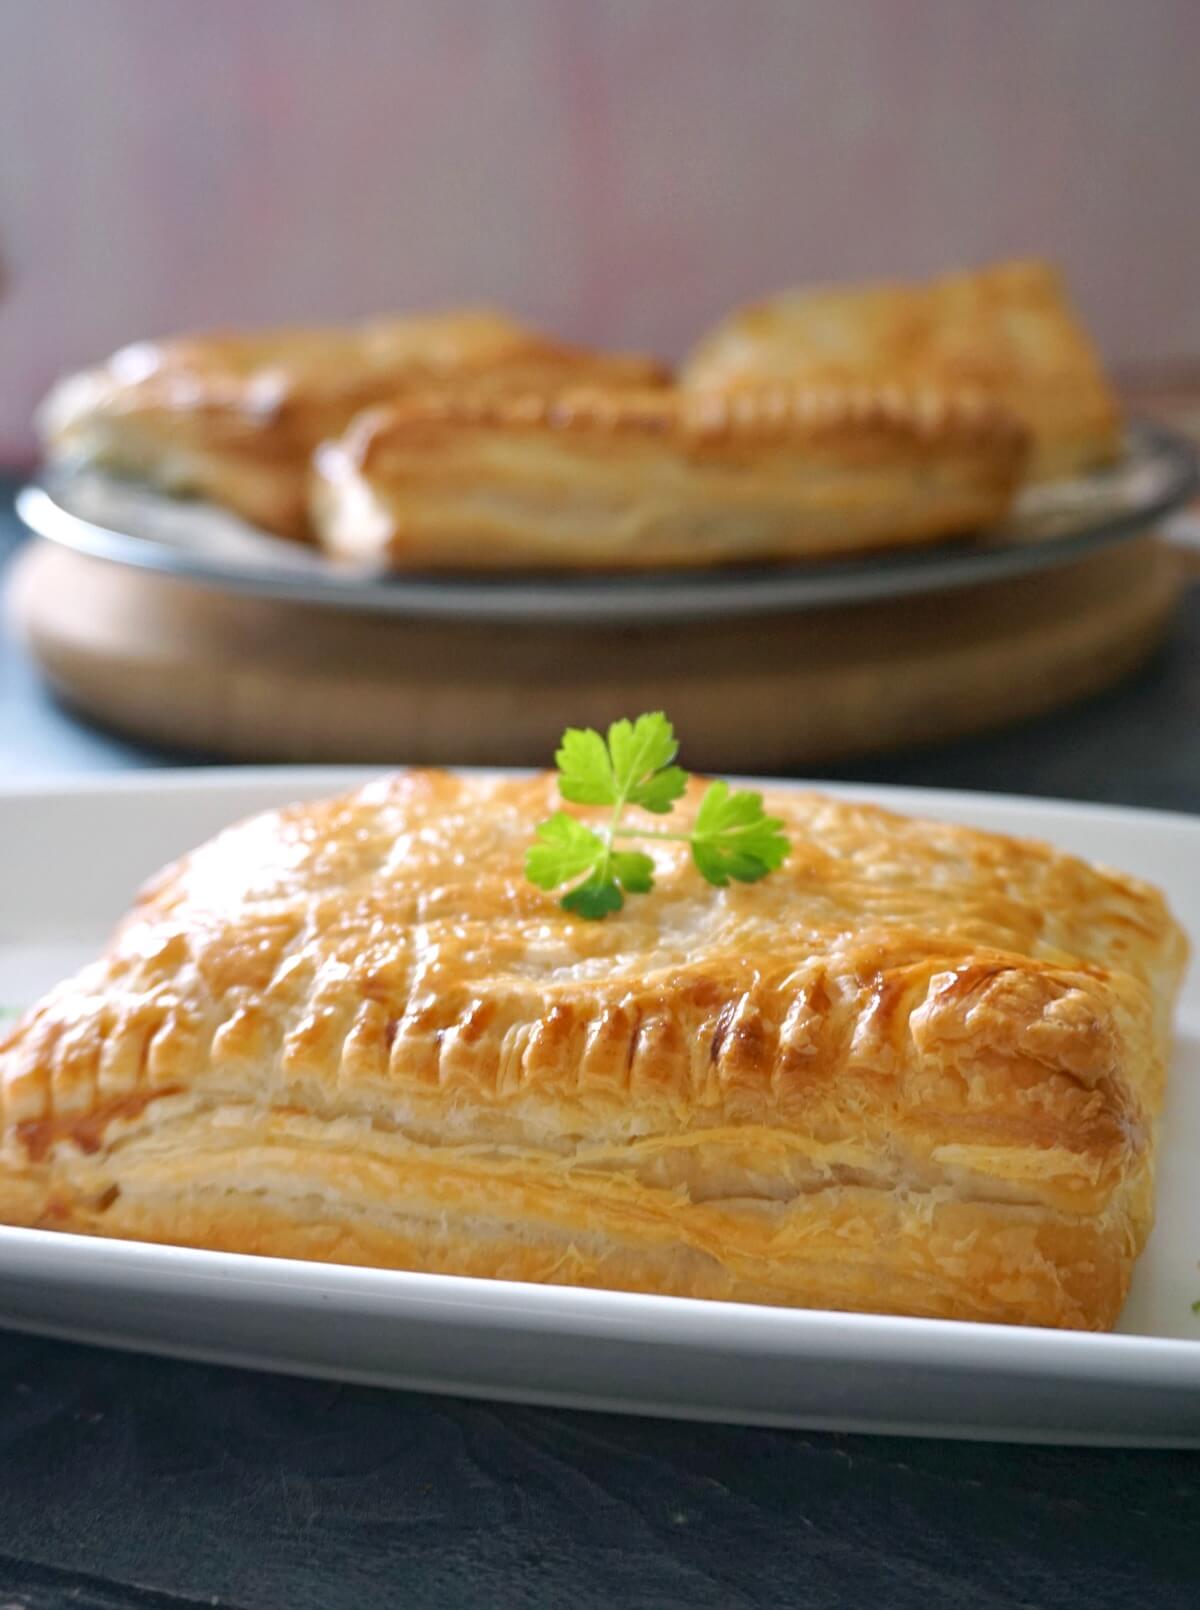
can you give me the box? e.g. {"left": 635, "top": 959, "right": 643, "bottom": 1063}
{"left": 310, "top": 383, "right": 1029, "bottom": 568}
{"left": 38, "top": 310, "right": 668, "bottom": 539}
{"left": 0, "top": 771, "right": 1185, "bottom": 1330}
{"left": 683, "top": 259, "right": 1121, "bottom": 482}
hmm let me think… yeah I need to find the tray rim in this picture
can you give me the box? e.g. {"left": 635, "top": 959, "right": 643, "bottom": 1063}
{"left": 16, "top": 418, "right": 1199, "bottom": 626}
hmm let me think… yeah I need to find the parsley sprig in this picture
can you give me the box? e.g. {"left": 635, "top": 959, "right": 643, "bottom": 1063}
{"left": 525, "top": 712, "right": 790, "bottom": 918}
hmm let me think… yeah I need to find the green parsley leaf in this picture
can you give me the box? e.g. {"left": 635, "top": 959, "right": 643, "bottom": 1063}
{"left": 525, "top": 811, "right": 658, "bottom": 916}
{"left": 690, "top": 781, "right": 790, "bottom": 887}
{"left": 524, "top": 812, "right": 607, "bottom": 889}
{"left": 610, "top": 849, "right": 656, "bottom": 893}
{"left": 557, "top": 712, "right": 687, "bottom": 815}
{"left": 562, "top": 875, "right": 624, "bottom": 918}
{"left": 527, "top": 712, "right": 791, "bottom": 918}
{"left": 628, "top": 763, "right": 689, "bottom": 815}
{"left": 605, "top": 712, "right": 684, "bottom": 813}
{"left": 555, "top": 727, "right": 619, "bottom": 806}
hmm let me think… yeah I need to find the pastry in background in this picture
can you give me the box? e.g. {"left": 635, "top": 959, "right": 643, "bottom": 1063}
{"left": 683, "top": 259, "right": 1121, "bottom": 482}
{"left": 310, "top": 383, "right": 1029, "bottom": 570}
{"left": 37, "top": 311, "right": 668, "bottom": 540}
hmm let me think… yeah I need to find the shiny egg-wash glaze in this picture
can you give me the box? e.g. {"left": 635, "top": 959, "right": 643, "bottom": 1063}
{"left": 0, "top": 772, "right": 1186, "bottom": 1329}
{"left": 38, "top": 310, "right": 667, "bottom": 541}
{"left": 312, "top": 384, "right": 1028, "bottom": 569}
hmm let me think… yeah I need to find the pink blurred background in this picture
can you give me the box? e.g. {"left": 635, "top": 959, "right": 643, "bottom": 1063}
{"left": 2, "top": 0, "right": 1198, "bottom": 465}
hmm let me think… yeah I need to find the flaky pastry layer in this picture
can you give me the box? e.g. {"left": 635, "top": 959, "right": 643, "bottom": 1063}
{"left": 310, "top": 384, "right": 1028, "bottom": 569}
{"left": 0, "top": 773, "right": 1186, "bottom": 1330}
{"left": 683, "top": 259, "right": 1122, "bottom": 482}
{"left": 38, "top": 310, "right": 667, "bottom": 539}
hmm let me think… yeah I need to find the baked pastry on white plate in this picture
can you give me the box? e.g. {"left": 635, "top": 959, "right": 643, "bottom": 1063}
{"left": 37, "top": 310, "right": 667, "bottom": 540}
{"left": 310, "top": 383, "right": 1029, "bottom": 570}
{"left": 0, "top": 768, "right": 1185, "bottom": 1330}
{"left": 683, "top": 259, "right": 1122, "bottom": 483}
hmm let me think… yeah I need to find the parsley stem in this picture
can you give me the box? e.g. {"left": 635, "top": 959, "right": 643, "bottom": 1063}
{"left": 610, "top": 827, "right": 693, "bottom": 843}
{"left": 600, "top": 797, "right": 626, "bottom": 881}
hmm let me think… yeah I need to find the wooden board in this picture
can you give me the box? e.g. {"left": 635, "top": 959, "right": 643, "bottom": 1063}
{"left": 5, "top": 535, "right": 1183, "bottom": 770}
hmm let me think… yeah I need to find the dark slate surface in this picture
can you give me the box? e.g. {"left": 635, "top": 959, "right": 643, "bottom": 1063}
{"left": 1, "top": 484, "right": 1199, "bottom": 1609}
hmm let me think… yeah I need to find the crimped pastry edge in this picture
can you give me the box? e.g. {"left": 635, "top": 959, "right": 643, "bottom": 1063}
{"left": 337, "top": 381, "right": 1030, "bottom": 468}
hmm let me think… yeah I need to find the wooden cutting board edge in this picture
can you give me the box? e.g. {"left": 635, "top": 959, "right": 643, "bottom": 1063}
{"left": 4, "top": 534, "right": 1183, "bottom": 770}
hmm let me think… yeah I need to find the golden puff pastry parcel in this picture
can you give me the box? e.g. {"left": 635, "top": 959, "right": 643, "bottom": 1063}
{"left": 37, "top": 310, "right": 668, "bottom": 540}
{"left": 0, "top": 771, "right": 1186, "bottom": 1330}
{"left": 310, "top": 384, "right": 1029, "bottom": 569}
{"left": 683, "top": 259, "right": 1122, "bottom": 482}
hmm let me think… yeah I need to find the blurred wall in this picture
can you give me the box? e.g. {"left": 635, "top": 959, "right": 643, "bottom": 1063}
{"left": 1, "top": 0, "right": 1198, "bottom": 462}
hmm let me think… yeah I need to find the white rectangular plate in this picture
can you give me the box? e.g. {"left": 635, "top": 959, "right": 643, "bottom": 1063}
{"left": 1, "top": 768, "right": 1198, "bottom": 1444}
